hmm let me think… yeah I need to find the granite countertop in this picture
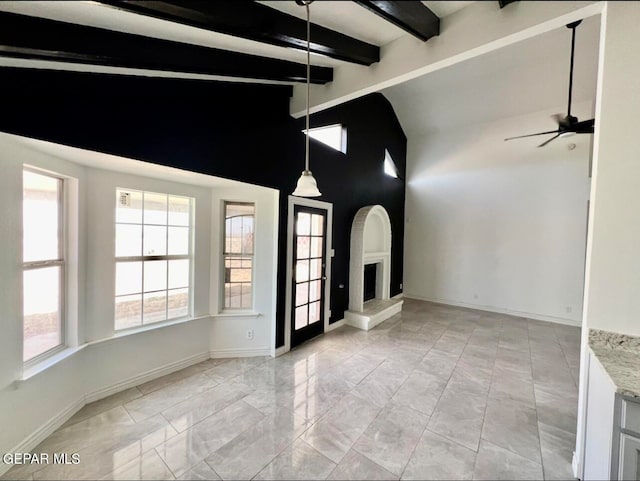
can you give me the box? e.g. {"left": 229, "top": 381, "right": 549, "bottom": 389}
{"left": 589, "top": 329, "right": 640, "bottom": 399}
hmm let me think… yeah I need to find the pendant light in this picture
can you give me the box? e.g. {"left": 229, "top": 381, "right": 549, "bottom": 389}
{"left": 292, "top": 0, "right": 321, "bottom": 197}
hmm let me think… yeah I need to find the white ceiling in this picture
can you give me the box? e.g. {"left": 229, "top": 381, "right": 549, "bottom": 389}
{"left": 422, "top": 1, "right": 477, "bottom": 19}
{"left": 383, "top": 14, "right": 600, "bottom": 135}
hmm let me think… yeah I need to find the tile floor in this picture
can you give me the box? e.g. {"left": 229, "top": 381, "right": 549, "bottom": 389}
{"left": 2, "top": 299, "right": 581, "bottom": 480}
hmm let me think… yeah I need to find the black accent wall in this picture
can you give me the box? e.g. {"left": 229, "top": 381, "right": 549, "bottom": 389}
{"left": 0, "top": 68, "right": 406, "bottom": 348}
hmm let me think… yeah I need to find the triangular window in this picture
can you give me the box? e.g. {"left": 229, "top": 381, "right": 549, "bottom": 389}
{"left": 303, "top": 124, "right": 346, "bottom": 153}
{"left": 384, "top": 149, "right": 399, "bottom": 178}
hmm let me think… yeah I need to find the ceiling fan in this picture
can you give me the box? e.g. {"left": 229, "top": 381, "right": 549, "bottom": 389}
{"left": 504, "top": 20, "right": 595, "bottom": 148}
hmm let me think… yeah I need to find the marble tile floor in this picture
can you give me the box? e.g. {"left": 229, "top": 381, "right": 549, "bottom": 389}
{"left": 1, "top": 299, "right": 581, "bottom": 480}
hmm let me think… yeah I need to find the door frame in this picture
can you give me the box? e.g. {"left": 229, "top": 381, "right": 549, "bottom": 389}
{"left": 284, "top": 196, "right": 333, "bottom": 354}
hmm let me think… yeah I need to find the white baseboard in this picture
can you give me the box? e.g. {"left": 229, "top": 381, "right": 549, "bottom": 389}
{"left": 85, "top": 351, "right": 210, "bottom": 403}
{"left": 0, "top": 397, "right": 85, "bottom": 477}
{"left": 326, "top": 319, "right": 345, "bottom": 332}
{"left": 210, "top": 348, "right": 272, "bottom": 359}
{"left": 404, "top": 293, "right": 582, "bottom": 327}
{"left": 273, "top": 346, "right": 288, "bottom": 357}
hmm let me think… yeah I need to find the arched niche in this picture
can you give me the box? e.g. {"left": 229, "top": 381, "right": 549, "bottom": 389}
{"left": 349, "top": 205, "right": 392, "bottom": 312}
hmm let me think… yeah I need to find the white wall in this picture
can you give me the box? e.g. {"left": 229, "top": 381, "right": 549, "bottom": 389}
{"left": 404, "top": 102, "right": 592, "bottom": 324}
{"left": 0, "top": 134, "right": 279, "bottom": 468}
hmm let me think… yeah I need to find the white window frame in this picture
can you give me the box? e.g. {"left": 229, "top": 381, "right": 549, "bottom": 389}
{"left": 22, "top": 167, "right": 67, "bottom": 366}
{"left": 303, "top": 124, "right": 347, "bottom": 153}
{"left": 221, "top": 201, "right": 255, "bottom": 312}
{"left": 114, "top": 189, "right": 195, "bottom": 330}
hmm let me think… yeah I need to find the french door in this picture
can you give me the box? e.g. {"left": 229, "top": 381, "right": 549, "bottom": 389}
{"left": 291, "top": 205, "right": 328, "bottom": 348}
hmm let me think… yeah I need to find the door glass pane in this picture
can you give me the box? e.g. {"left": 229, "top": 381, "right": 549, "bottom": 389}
{"left": 143, "top": 291, "right": 167, "bottom": 324}
{"left": 116, "top": 224, "right": 142, "bottom": 257}
{"left": 115, "top": 294, "right": 142, "bottom": 330}
{"left": 310, "top": 259, "right": 322, "bottom": 280}
{"left": 116, "top": 262, "right": 142, "bottom": 296}
{"left": 144, "top": 192, "right": 167, "bottom": 225}
{"left": 143, "top": 225, "right": 167, "bottom": 256}
{"left": 295, "top": 305, "right": 308, "bottom": 330}
{"left": 23, "top": 170, "right": 59, "bottom": 262}
{"left": 311, "top": 214, "right": 324, "bottom": 236}
{"left": 168, "top": 288, "right": 189, "bottom": 318}
{"left": 297, "top": 213, "right": 311, "bottom": 236}
{"left": 309, "top": 280, "right": 321, "bottom": 302}
{"left": 23, "top": 266, "right": 61, "bottom": 360}
{"left": 310, "top": 237, "right": 323, "bottom": 258}
{"left": 297, "top": 237, "right": 310, "bottom": 259}
{"left": 168, "top": 226, "right": 189, "bottom": 255}
{"left": 309, "top": 301, "right": 320, "bottom": 323}
{"left": 296, "top": 282, "right": 309, "bottom": 306}
{"left": 296, "top": 260, "right": 310, "bottom": 282}
{"left": 168, "top": 196, "right": 190, "bottom": 226}
{"left": 168, "top": 259, "right": 189, "bottom": 289}
{"left": 144, "top": 260, "right": 167, "bottom": 292}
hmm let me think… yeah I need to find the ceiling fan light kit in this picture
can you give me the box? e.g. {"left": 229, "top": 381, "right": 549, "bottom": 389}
{"left": 504, "top": 19, "right": 595, "bottom": 148}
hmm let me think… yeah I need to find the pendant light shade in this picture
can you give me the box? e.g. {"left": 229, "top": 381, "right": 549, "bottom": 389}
{"left": 292, "top": 0, "right": 321, "bottom": 197}
{"left": 293, "top": 170, "right": 321, "bottom": 197}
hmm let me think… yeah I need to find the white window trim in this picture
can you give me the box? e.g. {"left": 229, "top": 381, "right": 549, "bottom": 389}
{"left": 114, "top": 189, "right": 195, "bottom": 331}
{"left": 220, "top": 201, "right": 256, "bottom": 313}
{"left": 22, "top": 166, "right": 68, "bottom": 367}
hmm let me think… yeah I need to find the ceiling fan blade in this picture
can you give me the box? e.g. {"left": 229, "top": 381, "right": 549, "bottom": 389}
{"left": 537, "top": 133, "right": 562, "bottom": 148}
{"left": 504, "top": 129, "right": 559, "bottom": 141}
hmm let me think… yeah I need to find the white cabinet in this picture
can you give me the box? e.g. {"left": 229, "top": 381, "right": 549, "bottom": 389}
{"left": 583, "top": 351, "right": 616, "bottom": 480}
{"left": 619, "top": 433, "right": 640, "bottom": 480}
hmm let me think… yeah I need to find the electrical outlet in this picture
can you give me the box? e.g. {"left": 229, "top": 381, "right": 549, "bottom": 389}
{"left": 473, "top": 293, "right": 478, "bottom": 299}
{"left": 246, "top": 329, "right": 254, "bottom": 340}
{"left": 566, "top": 306, "right": 572, "bottom": 314}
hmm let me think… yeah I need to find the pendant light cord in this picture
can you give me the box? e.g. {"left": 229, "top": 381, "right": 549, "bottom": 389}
{"left": 305, "top": 1, "right": 311, "bottom": 173}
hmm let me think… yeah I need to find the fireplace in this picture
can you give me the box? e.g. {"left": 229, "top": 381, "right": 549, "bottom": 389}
{"left": 345, "top": 205, "right": 403, "bottom": 330}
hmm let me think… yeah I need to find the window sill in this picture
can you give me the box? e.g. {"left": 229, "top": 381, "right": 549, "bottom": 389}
{"left": 19, "top": 345, "right": 88, "bottom": 383}
{"left": 214, "top": 311, "right": 262, "bottom": 319}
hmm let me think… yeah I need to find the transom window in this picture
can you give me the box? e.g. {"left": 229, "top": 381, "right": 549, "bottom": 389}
{"left": 114, "top": 189, "right": 193, "bottom": 330}
{"left": 384, "top": 149, "right": 400, "bottom": 178}
{"left": 303, "top": 124, "right": 346, "bottom": 153}
{"left": 223, "top": 202, "right": 255, "bottom": 310}
{"left": 23, "top": 168, "right": 65, "bottom": 362}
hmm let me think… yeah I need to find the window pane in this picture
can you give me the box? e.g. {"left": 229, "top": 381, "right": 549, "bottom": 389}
{"left": 168, "top": 259, "right": 189, "bottom": 289}
{"left": 297, "top": 213, "right": 311, "bottom": 236}
{"left": 225, "top": 283, "right": 242, "bottom": 308}
{"left": 23, "top": 170, "right": 59, "bottom": 262}
{"left": 296, "top": 260, "right": 309, "bottom": 283}
{"left": 116, "top": 190, "right": 143, "bottom": 224}
{"left": 168, "top": 226, "right": 189, "bottom": 255}
{"left": 168, "top": 288, "right": 189, "bottom": 318}
{"left": 309, "top": 301, "right": 320, "bottom": 323}
{"left": 144, "top": 260, "right": 167, "bottom": 292}
{"left": 296, "top": 282, "right": 309, "bottom": 307}
{"left": 241, "top": 284, "right": 252, "bottom": 309}
{"left": 168, "top": 196, "right": 190, "bottom": 226}
{"left": 143, "top": 291, "right": 167, "bottom": 324}
{"left": 295, "top": 305, "right": 308, "bottom": 330}
{"left": 116, "top": 261, "right": 142, "bottom": 296}
{"left": 115, "top": 294, "right": 142, "bottom": 330}
{"left": 296, "top": 237, "right": 310, "bottom": 259}
{"left": 311, "top": 214, "right": 324, "bottom": 236}
{"left": 116, "top": 224, "right": 142, "bottom": 257}
{"left": 309, "top": 280, "right": 321, "bottom": 302}
{"left": 143, "top": 225, "right": 167, "bottom": 256}
{"left": 310, "top": 237, "right": 323, "bottom": 258}
{"left": 23, "top": 266, "right": 61, "bottom": 361}
{"left": 144, "top": 192, "right": 167, "bottom": 225}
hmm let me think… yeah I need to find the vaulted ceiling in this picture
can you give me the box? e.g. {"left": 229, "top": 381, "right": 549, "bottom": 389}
{"left": 0, "top": 0, "right": 478, "bottom": 85}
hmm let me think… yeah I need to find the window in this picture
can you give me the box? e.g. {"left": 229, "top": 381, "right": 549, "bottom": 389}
{"left": 223, "top": 202, "right": 254, "bottom": 310}
{"left": 303, "top": 124, "right": 346, "bottom": 153}
{"left": 114, "top": 189, "right": 193, "bottom": 330}
{"left": 23, "top": 169, "right": 65, "bottom": 362}
{"left": 384, "top": 149, "right": 400, "bottom": 178}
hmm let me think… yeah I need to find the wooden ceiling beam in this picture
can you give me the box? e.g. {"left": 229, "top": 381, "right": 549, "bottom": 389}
{"left": 354, "top": 1, "right": 439, "bottom": 42}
